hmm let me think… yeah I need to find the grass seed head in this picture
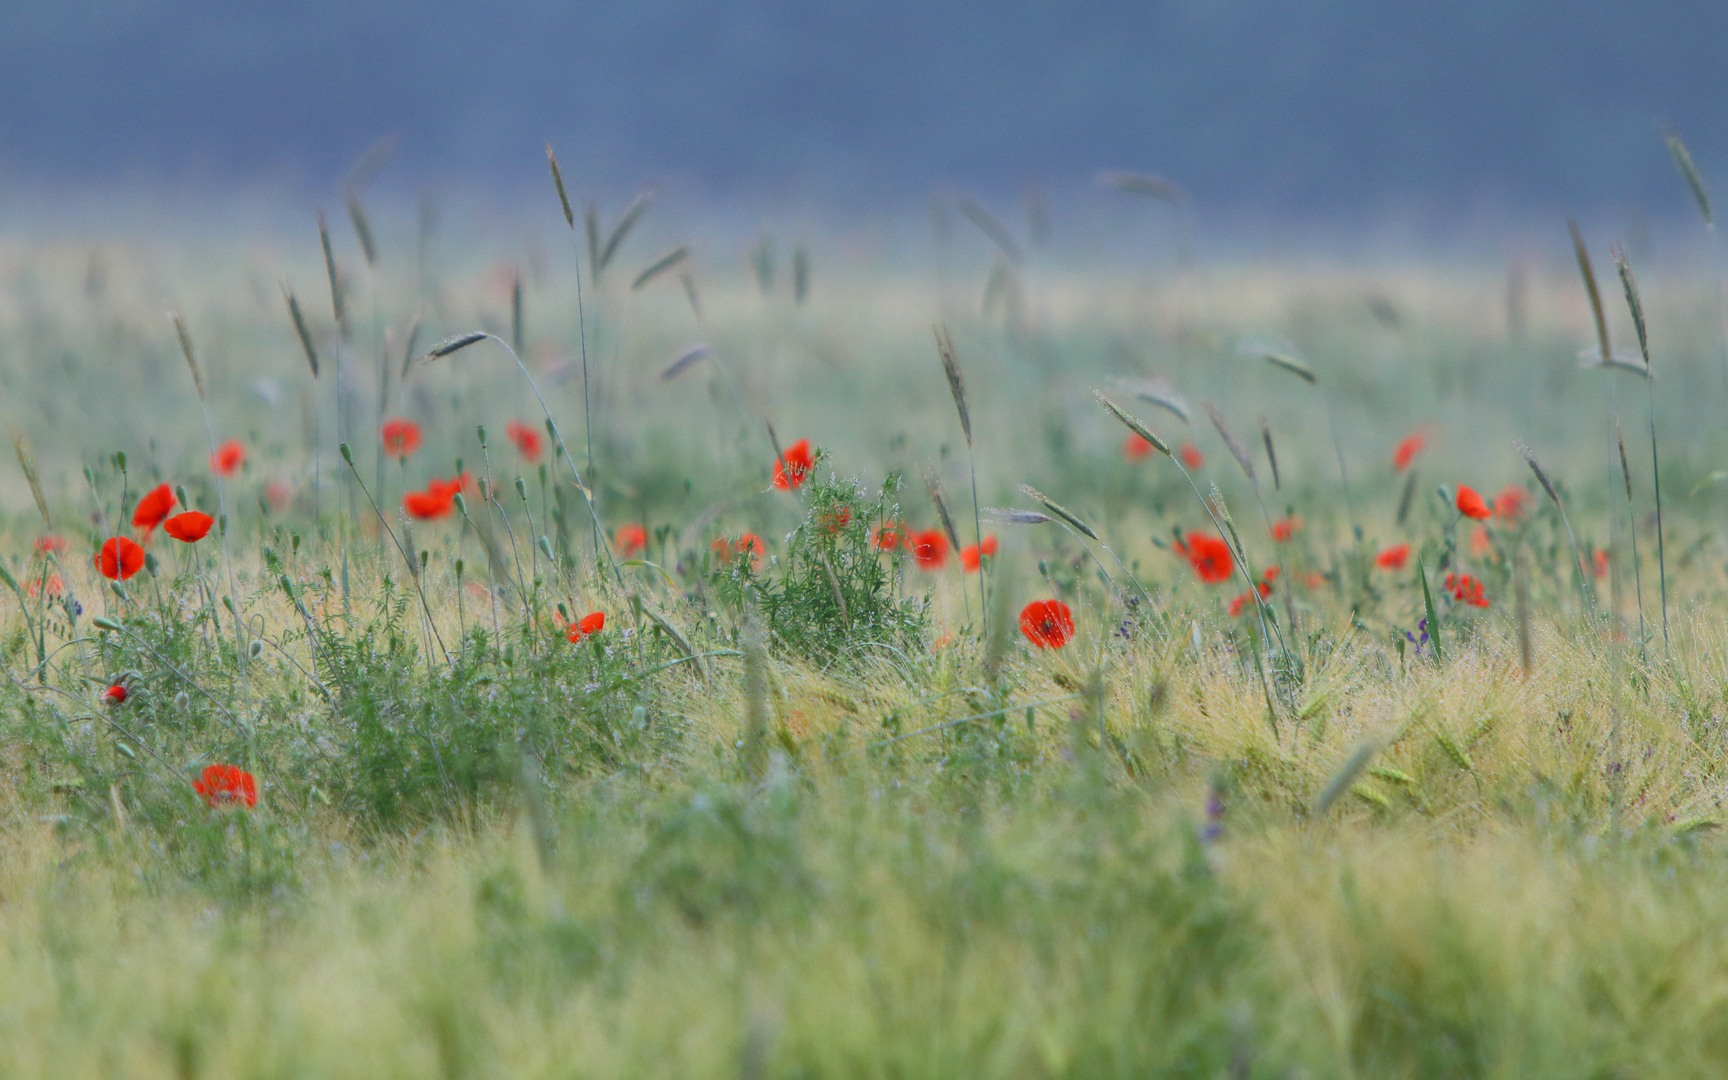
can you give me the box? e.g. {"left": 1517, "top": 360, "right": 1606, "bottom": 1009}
{"left": 1094, "top": 391, "right": 1170, "bottom": 456}
{"left": 935, "top": 326, "right": 973, "bottom": 448}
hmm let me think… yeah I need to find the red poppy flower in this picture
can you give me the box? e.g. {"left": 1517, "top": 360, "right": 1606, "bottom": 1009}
{"left": 1304, "top": 571, "right": 1326, "bottom": 590}
{"left": 95, "top": 536, "right": 145, "bottom": 580}
{"left": 506, "top": 420, "right": 543, "bottom": 460}
{"left": 1393, "top": 432, "right": 1426, "bottom": 472}
{"left": 403, "top": 488, "right": 455, "bottom": 520}
{"left": 874, "top": 522, "right": 908, "bottom": 550}
{"left": 1175, "top": 533, "right": 1234, "bottom": 584}
{"left": 1122, "top": 434, "right": 1154, "bottom": 462}
{"left": 1444, "top": 572, "right": 1488, "bottom": 608}
{"left": 133, "top": 484, "right": 176, "bottom": 532}
{"left": 1179, "top": 441, "right": 1205, "bottom": 469}
{"left": 616, "top": 523, "right": 648, "bottom": 558}
{"left": 381, "top": 418, "right": 423, "bottom": 459}
{"left": 1270, "top": 515, "right": 1303, "bottom": 542}
{"left": 1456, "top": 485, "right": 1491, "bottom": 520}
{"left": 210, "top": 439, "right": 246, "bottom": 477}
{"left": 1494, "top": 485, "right": 1529, "bottom": 522}
{"left": 26, "top": 573, "right": 64, "bottom": 598}
{"left": 163, "top": 511, "right": 214, "bottom": 543}
{"left": 819, "top": 506, "right": 853, "bottom": 533}
{"left": 908, "top": 529, "right": 948, "bottom": 570}
{"left": 567, "top": 611, "right": 605, "bottom": 641}
{"left": 1375, "top": 543, "right": 1410, "bottom": 570}
{"left": 772, "top": 438, "right": 813, "bottom": 490}
{"left": 960, "top": 535, "right": 998, "bottom": 571}
{"left": 104, "top": 683, "right": 127, "bottom": 705}
{"left": 194, "top": 764, "right": 257, "bottom": 809}
{"left": 710, "top": 533, "right": 766, "bottom": 565}
{"left": 1019, "top": 599, "right": 1075, "bottom": 648}
{"left": 33, "top": 535, "right": 67, "bottom": 557}
{"left": 1592, "top": 549, "right": 1610, "bottom": 579}
{"left": 265, "top": 480, "right": 291, "bottom": 513}
{"left": 427, "top": 472, "right": 474, "bottom": 500}
{"left": 1470, "top": 524, "right": 1492, "bottom": 558}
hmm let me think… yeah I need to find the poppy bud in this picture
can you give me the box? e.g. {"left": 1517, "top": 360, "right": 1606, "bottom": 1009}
{"left": 248, "top": 640, "right": 263, "bottom": 659}
{"left": 93, "top": 616, "right": 122, "bottom": 632}
{"left": 537, "top": 536, "right": 555, "bottom": 561}
{"left": 515, "top": 477, "right": 528, "bottom": 501}
{"left": 104, "top": 683, "right": 127, "bottom": 705}
{"left": 174, "top": 691, "right": 190, "bottom": 713}
{"left": 339, "top": 442, "right": 353, "bottom": 465}
{"left": 114, "top": 451, "right": 127, "bottom": 471}
{"left": 175, "top": 484, "right": 188, "bottom": 508}
{"left": 222, "top": 596, "right": 236, "bottom": 616}
{"left": 454, "top": 558, "right": 464, "bottom": 577}
{"left": 453, "top": 492, "right": 468, "bottom": 516}
{"left": 476, "top": 425, "right": 487, "bottom": 447}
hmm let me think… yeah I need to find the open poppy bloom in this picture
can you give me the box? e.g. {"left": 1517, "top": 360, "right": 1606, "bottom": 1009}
{"left": 772, "top": 438, "right": 813, "bottom": 490}
{"left": 1375, "top": 543, "right": 1410, "bottom": 570}
{"left": 104, "top": 683, "right": 127, "bottom": 704}
{"left": 133, "top": 484, "right": 176, "bottom": 533}
{"left": 1494, "top": 485, "right": 1529, "bottom": 522}
{"left": 210, "top": 439, "right": 246, "bottom": 477}
{"left": 1175, "top": 533, "right": 1234, "bottom": 583}
{"left": 1020, "top": 599, "right": 1075, "bottom": 648}
{"left": 908, "top": 529, "right": 948, "bottom": 570}
{"left": 33, "top": 535, "right": 67, "bottom": 557}
{"left": 1270, "top": 516, "right": 1302, "bottom": 542}
{"left": 506, "top": 420, "right": 543, "bottom": 460}
{"left": 960, "top": 535, "right": 998, "bottom": 571}
{"left": 194, "top": 764, "right": 257, "bottom": 809}
{"left": 26, "top": 573, "right": 64, "bottom": 598}
{"left": 402, "top": 473, "right": 471, "bottom": 520}
{"left": 163, "top": 511, "right": 214, "bottom": 543}
{"left": 567, "top": 611, "right": 605, "bottom": 641}
{"left": 874, "top": 522, "right": 908, "bottom": 551}
{"left": 616, "top": 523, "right": 648, "bottom": 558}
{"left": 381, "top": 418, "right": 423, "bottom": 459}
{"left": 1393, "top": 432, "right": 1426, "bottom": 472}
{"left": 95, "top": 536, "right": 145, "bottom": 580}
{"left": 1592, "top": 549, "right": 1610, "bottom": 579}
{"left": 1455, "top": 484, "right": 1491, "bottom": 520}
{"left": 1179, "top": 442, "right": 1205, "bottom": 469}
{"left": 403, "top": 488, "right": 454, "bottom": 520}
{"left": 1444, "top": 572, "right": 1488, "bottom": 608}
{"left": 1122, "top": 434, "right": 1154, "bottom": 461}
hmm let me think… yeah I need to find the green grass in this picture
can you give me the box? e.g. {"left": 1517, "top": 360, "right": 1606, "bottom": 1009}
{"left": 3, "top": 219, "right": 1728, "bottom": 1076}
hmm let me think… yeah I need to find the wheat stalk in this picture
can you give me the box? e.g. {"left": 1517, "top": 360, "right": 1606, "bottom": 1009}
{"left": 1612, "top": 247, "right": 1668, "bottom": 654}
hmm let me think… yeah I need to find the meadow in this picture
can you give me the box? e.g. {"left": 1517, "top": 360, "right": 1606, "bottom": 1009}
{"left": 5, "top": 167, "right": 1728, "bottom": 1077}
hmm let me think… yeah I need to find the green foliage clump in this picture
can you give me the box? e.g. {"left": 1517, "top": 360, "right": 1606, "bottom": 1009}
{"left": 715, "top": 470, "right": 927, "bottom": 662}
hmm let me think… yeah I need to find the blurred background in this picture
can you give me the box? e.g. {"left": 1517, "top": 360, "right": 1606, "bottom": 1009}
{"left": 2, "top": 0, "right": 1726, "bottom": 249}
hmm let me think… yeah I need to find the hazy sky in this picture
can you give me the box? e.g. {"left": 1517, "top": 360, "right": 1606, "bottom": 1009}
{"left": 2, "top": 0, "right": 1725, "bottom": 223}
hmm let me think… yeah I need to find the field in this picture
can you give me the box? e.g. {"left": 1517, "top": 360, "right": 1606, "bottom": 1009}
{"left": 5, "top": 187, "right": 1728, "bottom": 1078}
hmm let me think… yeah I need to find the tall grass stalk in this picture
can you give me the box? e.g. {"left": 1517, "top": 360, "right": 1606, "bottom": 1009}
{"left": 1665, "top": 132, "right": 1728, "bottom": 390}
{"left": 1612, "top": 248, "right": 1669, "bottom": 656}
{"left": 934, "top": 326, "right": 987, "bottom": 626}
{"left": 1094, "top": 392, "right": 1282, "bottom": 737}
{"left": 546, "top": 146, "right": 603, "bottom": 563}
